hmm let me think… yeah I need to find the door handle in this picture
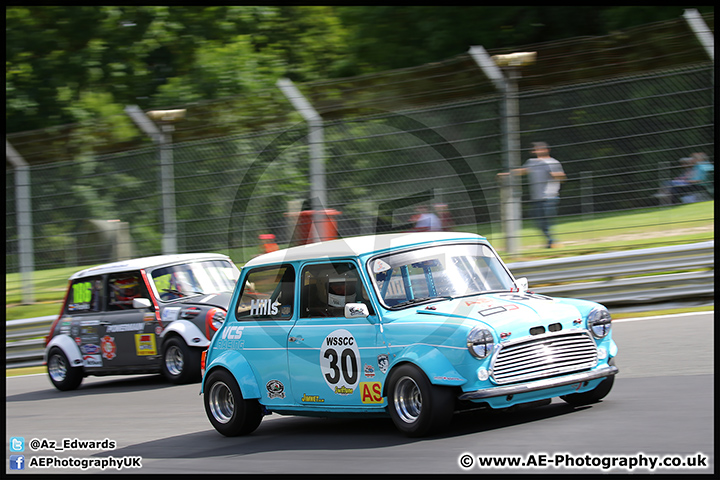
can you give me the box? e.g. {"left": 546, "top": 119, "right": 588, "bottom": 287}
{"left": 99, "top": 321, "right": 111, "bottom": 326}
{"left": 289, "top": 336, "right": 304, "bottom": 343}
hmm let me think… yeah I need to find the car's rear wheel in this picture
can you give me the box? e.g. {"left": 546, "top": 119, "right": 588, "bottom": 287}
{"left": 161, "top": 337, "right": 201, "bottom": 384}
{"left": 47, "top": 348, "right": 83, "bottom": 391}
{"left": 387, "top": 364, "right": 455, "bottom": 437}
{"left": 204, "top": 369, "right": 263, "bottom": 436}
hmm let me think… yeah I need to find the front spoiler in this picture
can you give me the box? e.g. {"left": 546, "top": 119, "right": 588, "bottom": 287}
{"left": 458, "top": 365, "right": 619, "bottom": 401}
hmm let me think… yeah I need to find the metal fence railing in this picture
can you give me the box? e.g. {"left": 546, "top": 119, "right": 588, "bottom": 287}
{"left": 6, "top": 13, "right": 715, "bottom": 304}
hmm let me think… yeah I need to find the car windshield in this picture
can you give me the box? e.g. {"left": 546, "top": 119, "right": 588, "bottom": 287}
{"left": 150, "top": 260, "right": 239, "bottom": 301}
{"left": 369, "top": 243, "right": 516, "bottom": 308}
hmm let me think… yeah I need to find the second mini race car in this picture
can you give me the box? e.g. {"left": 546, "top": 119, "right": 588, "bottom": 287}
{"left": 45, "top": 253, "right": 240, "bottom": 391}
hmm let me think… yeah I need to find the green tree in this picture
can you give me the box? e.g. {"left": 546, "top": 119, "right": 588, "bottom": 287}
{"left": 6, "top": 6, "right": 352, "bottom": 134}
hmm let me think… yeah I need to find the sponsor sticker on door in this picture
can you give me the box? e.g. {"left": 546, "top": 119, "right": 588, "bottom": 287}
{"left": 134, "top": 334, "right": 157, "bottom": 356}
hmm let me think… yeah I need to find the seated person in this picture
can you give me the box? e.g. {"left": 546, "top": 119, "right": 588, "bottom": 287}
{"left": 670, "top": 152, "right": 713, "bottom": 204}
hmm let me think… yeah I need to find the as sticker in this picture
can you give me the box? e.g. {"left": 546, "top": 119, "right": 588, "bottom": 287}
{"left": 320, "top": 329, "right": 360, "bottom": 395}
{"left": 360, "top": 382, "right": 383, "bottom": 404}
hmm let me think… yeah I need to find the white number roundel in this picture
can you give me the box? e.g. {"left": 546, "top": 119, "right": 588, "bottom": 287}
{"left": 320, "top": 329, "right": 360, "bottom": 395}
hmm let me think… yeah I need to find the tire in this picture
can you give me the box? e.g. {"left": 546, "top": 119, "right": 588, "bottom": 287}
{"left": 47, "top": 347, "right": 83, "bottom": 391}
{"left": 161, "top": 336, "right": 201, "bottom": 384}
{"left": 387, "top": 364, "right": 455, "bottom": 437}
{"left": 561, "top": 373, "right": 615, "bottom": 407}
{"left": 204, "top": 369, "right": 263, "bottom": 437}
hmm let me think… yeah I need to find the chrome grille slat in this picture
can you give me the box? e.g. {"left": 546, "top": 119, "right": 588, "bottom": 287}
{"left": 498, "top": 343, "right": 595, "bottom": 365}
{"left": 498, "top": 338, "right": 593, "bottom": 357}
{"left": 491, "top": 330, "right": 598, "bottom": 385}
{"left": 495, "top": 351, "right": 597, "bottom": 375}
{"left": 494, "top": 358, "right": 598, "bottom": 381}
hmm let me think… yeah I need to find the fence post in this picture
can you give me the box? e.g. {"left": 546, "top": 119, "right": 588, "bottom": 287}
{"left": 582, "top": 170, "right": 593, "bottom": 217}
{"left": 469, "top": 47, "right": 536, "bottom": 255}
{"left": 469, "top": 46, "right": 518, "bottom": 254}
{"left": 6, "top": 140, "right": 35, "bottom": 304}
{"left": 157, "top": 122, "right": 178, "bottom": 254}
{"left": 125, "top": 106, "right": 185, "bottom": 254}
{"left": 276, "top": 78, "right": 327, "bottom": 242}
{"left": 684, "top": 9, "right": 714, "bottom": 62}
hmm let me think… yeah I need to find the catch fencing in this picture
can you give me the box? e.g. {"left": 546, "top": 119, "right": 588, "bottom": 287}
{"left": 5, "top": 12, "right": 715, "bottom": 303}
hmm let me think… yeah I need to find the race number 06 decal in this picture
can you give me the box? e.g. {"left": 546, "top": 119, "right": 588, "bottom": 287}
{"left": 320, "top": 329, "right": 360, "bottom": 395}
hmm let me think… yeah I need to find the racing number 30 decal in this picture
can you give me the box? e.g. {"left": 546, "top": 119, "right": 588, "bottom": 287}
{"left": 320, "top": 329, "right": 360, "bottom": 395}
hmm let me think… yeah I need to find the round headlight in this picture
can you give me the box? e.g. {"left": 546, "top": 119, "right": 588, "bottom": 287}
{"left": 467, "top": 327, "right": 495, "bottom": 359}
{"left": 211, "top": 309, "right": 226, "bottom": 330}
{"left": 206, "top": 308, "right": 227, "bottom": 334}
{"left": 587, "top": 307, "right": 611, "bottom": 338}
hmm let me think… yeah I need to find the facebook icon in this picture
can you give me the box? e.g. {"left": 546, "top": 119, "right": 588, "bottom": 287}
{"left": 10, "top": 455, "right": 25, "bottom": 470}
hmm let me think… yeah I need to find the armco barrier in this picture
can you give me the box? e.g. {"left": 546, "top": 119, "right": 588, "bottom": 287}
{"left": 4, "top": 241, "right": 714, "bottom": 369}
{"left": 510, "top": 240, "right": 714, "bottom": 305}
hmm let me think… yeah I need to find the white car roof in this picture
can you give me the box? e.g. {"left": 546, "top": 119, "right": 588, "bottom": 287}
{"left": 69, "top": 253, "right": 233, "bottom": 280}
{"left": 243, "top": 232, "right": 486, "bottom": 268}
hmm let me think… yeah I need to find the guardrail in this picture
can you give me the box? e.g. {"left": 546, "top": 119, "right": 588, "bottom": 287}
{"left": 5, "top": 241, "right": 714, "bottom": 369}
{"left": 6, "top": 315, "right": 56, "bottom": 369}
{"left": 510, "top": 240, "right": 714, "bottom": 305}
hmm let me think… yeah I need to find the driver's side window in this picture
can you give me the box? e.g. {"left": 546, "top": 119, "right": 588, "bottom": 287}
{"left": 236, "top": 265, "right": 295, "bottom": 320}
{"left": 300, "top": 262, "right": 374, "bottom": 318}
{"left": 107, "top": 272, "right": 149, "bottom": 311}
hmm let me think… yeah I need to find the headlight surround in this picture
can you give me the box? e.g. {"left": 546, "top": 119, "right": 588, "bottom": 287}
{"left": 205, "top": 308, "right": 227, "bottom": 337}
{"left": 587, "top": 307, "right": 612, "bottom": 338}
{"left": 467, "top": 327, "right": 495, "bottom": 359}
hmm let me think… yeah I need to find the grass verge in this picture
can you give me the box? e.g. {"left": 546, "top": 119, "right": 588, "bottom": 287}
{"left": 6, "top": 201, "right": 713, "bottom": 321}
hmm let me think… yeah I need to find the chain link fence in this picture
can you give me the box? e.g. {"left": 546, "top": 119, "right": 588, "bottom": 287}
{"left": 6, "top": 13, "right": 714, "bottom": 304}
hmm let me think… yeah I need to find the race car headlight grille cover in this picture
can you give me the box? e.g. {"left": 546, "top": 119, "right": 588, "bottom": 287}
{"left": 587, "top": 307, "right": 612, "bottom": 338}
{"left": 467, "top": 327, "right": 495, "bottom": 359}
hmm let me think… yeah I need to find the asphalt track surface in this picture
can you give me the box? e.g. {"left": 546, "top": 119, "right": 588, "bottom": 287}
{"left": 6, "top": 312, "right": 714, "bottom": 474}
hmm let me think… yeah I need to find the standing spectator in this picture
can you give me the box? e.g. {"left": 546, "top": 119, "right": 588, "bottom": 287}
{"left": 410, "top": 205, "right": 442, "bottom": 232}
{"left": 434, "top": 203, "right": 454, "bottom": 231}
{"left": 498, "top": 142, "right": 566, "bottom": 248}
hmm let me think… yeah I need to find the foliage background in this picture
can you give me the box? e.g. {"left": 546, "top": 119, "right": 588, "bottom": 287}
{"left": 6, "top": 6, "right": 714, "bottom": 135}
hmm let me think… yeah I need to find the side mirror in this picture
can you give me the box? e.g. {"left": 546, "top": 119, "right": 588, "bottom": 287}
{"left": 515, "top": 277, "right": 529, "bottom": 293}
{"left": 345, "top": 303, "right": 369, "bottom": 319}
{"left": 133, "top": 298, "right": 152, "bottom": 309}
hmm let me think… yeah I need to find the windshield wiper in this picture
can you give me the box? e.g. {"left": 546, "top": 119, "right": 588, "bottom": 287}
{"left": 455, "top": 289, "right": 523, "bottom": 299}
{"left": 392, "top": 296, "right": 452, "bottom": 309}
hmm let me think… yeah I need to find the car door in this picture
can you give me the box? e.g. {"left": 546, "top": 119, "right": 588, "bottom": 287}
{"left": 288, "top": 261, "right": 387, "bottom": 407}
{"left": 230, "top": 264, "right": 297, "bottom": 405}
{"left": 65, "top": 275, "right": 105, "bottom": 369}
{"left": 100, "top": 271, "right": 158, "bottom": 367}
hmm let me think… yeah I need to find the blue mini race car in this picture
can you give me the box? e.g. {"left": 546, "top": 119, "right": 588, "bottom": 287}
{"left": 201, "top": 232, "right": 618, "bottom": 437}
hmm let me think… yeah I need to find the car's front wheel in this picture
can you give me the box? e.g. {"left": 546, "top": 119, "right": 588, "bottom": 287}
{"left": 161, "top": 337, "right": 201, "bottom": 384}
{"left": 204, "top": 369, "right": 263, "bottom": 436}
{"left": 561, "top": 372, "right": 615, "bottom": 407}
{"left": 387, "top": 364, "right": 455, "bottom": 437}
{"left": 47, "top": 347, "right": 83, "bottom": 391}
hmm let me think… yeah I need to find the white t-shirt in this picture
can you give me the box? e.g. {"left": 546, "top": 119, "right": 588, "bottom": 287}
{"left": 415, "top": 213, "right": 442, "bottom": 231}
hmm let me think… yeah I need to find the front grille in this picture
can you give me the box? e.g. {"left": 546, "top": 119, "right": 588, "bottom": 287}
{"left": 491, "top": 330, "right": 598, "bottom": 385}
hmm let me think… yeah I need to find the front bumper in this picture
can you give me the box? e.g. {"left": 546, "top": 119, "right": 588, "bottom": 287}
{"left": 458, "top": 365, "right": 619, "bottom": 401}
